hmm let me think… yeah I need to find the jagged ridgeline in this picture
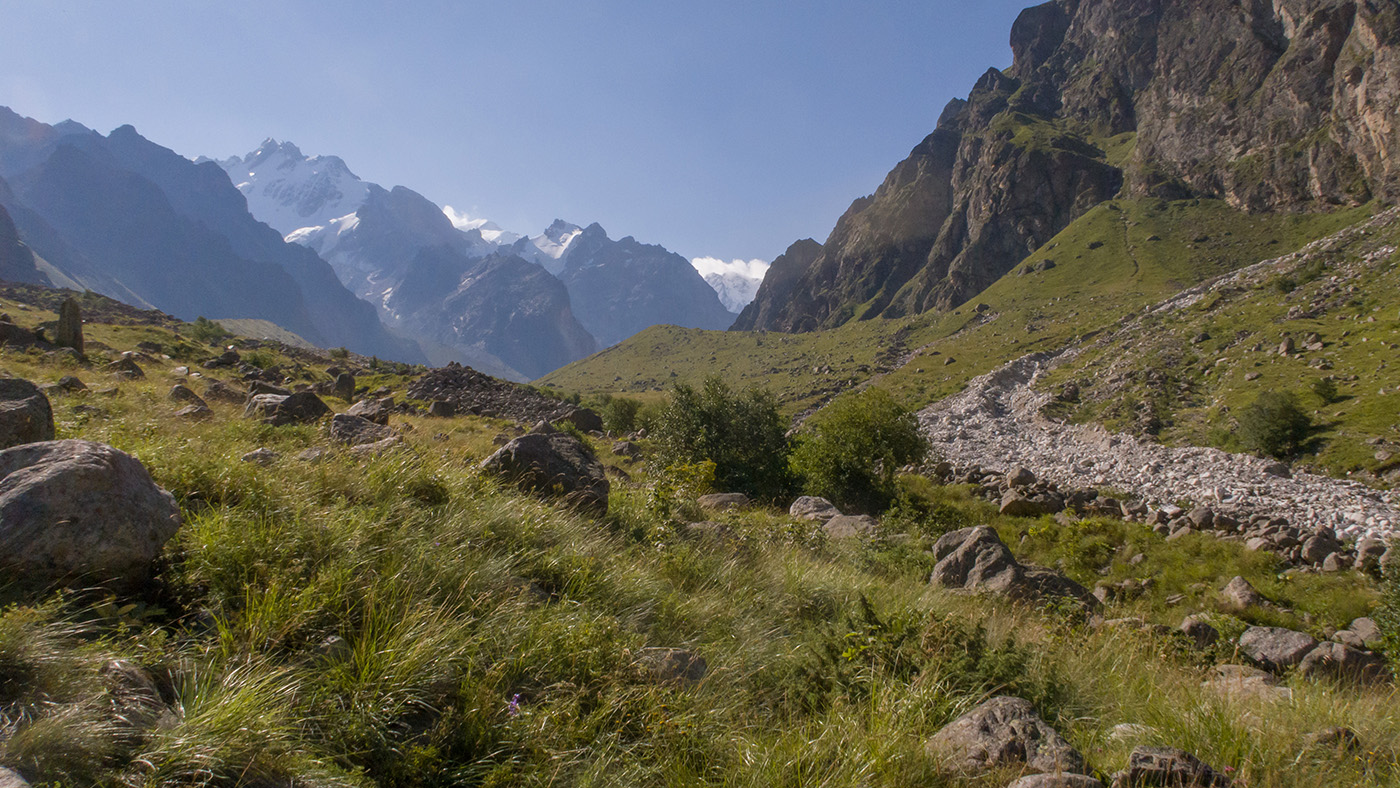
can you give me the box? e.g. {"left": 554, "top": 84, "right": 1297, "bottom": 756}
{"left": 735, "top": 0, "right": 1400, "bottom": 332}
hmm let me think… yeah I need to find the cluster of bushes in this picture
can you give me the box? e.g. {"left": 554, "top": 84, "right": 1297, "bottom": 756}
{"left": 645, "top": 376, "right": 928, "bottom": 514}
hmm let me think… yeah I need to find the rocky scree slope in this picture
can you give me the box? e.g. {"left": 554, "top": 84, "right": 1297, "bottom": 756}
{"left": 738, "top": 0, "right": 1400, "bottom": 333}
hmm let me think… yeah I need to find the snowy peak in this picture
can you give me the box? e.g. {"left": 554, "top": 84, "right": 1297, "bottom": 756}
{"left": 690, "top": 257, "right": 770, "bottom": 313}
{"left": 218, "top": 139, "right": 370, "bottom": 237}
{"left": 442, "top": 205, "right": 520, "bottom": 245}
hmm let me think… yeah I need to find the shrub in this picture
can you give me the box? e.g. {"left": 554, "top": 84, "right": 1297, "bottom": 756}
{"left": 1234, "top": 390, "right": 1313, "bottom": 458}
{"left": 790, "top": 388, "right": 928, "bottom": 514}
{"left": 650, "top": 376, "right": 792, "bottom": 500}
{"left": 592, "top": 394, "right": 643, "bottom": 434}
{"left": 1311, "top": 376, "right": 1339, "bottom": 404}
{"left": 1379, "top": 544, "right": 1400, "bottom": 667}
{"left": 189, "top": 316, "right": 231, "bottom": 344}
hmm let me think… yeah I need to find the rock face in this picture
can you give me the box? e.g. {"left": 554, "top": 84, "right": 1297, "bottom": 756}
{"left": 739, "top": 0, "right": 1400, "bottom": 333}
{"left": 0, "top": 440, "right": 181, "bottom": 587}
{"left": 480, "top": 427, "right": 609, "bottom": 513}
{"left": 930, "top": 525, "right": 1096, "bottom": 608}
{"left": 925, "top": 696, "right": 1085, "bottom": 775}
{"left": 0, "top": 378, "right": 55, "bottom": 449}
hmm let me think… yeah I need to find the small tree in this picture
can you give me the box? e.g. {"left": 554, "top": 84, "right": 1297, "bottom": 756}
{"left": 1311, "top": 376, "right": 1339, "bottom": 405}
{"left": 790, "top": 388, "right": 928, "bottom": 514}
{"left": 592, "top": 394, "right": 643, "bottom": 434}
{"left": 650, "top": 376, "right": 793, "bottom": 500}
{"left": 1234, "top": 391, "right": 1313, "bottom": 458}
{"left": 189, "top": 316, "right": 231, "bottom": 344}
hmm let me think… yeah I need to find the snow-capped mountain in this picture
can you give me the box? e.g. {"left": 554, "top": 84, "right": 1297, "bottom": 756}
{"left": 443, "top": 206, "right": 521, "bottom": 246}
{"left": 690, "top": 257, "right": 769, "bottom": 313}
{"left": 219, "top": 140, "right": 370, "bottom": 237}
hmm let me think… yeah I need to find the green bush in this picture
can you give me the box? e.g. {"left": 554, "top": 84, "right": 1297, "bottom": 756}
{"left": 1379, "top": 544, "right": 1399, "bottom": 667}
{"left": 1311, "top": 376, "right": 1339, "bottom": 404}
{"left": 189, "top": 316, "right": 231, "bottom": 344}
{"left": 650, "top": 376, "right": 793, "bottom": 500}
{"left": 1234, "top": 390, "right": 1313, "bottom": 458}
{"left": 790, "top": 388, "right": 928, "bottom": 514}
{"left": 591, "top": 394, "right": 643, "bottom": 434}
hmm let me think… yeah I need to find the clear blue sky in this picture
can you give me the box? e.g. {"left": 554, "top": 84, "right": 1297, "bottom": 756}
{"left": 1, "top": 1, "right": 1030, "bottom": 262}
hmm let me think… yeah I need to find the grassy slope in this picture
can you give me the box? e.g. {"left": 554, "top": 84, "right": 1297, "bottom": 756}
{"left": 542, "top": 200, "right": 1374, "bottom": 418}
{"left": 0, "top": 298, "right": 1394, "bottom": 787}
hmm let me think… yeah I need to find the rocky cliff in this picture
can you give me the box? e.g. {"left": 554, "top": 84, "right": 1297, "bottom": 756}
{"left": 740, "top": 0, "right": 1400, "bottom": 332}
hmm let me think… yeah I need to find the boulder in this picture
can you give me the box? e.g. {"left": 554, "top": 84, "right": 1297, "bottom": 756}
{"left": 1355, "top": 538, "right": 1387, "bottom": 575}
{"left": 789, "top": 495, "right": 841, "bottom": 522}
{"left": 0, "top": 440, "right": 180, "bottom": 588}
{"left": 1238, "top": 626, "right": 1318, "bottom": 672}
{"left": 1180, "top": 616, "right": 1219, "bottom": 649}
{"left": 1334, "top": 617, "right": 1382, "bottom": 650}
{"left": 427, "top": 400, "right": 456, "bottom": 418}
{"left": 248, "top": 381, "right": 291, "bottom": 397}
{"left": 244, "top": 392, "right": 331, "bottom": 426}
{"left": 930, "top": 526, "right": 1096, "bottom": 608}
{"left": 480, "top": 428, "right": 609, "bottom": 513}
{"left": 697, "top": 492, "right": 750, "bottom": 511}
{"left": 174, "top": 404, "right": 212, "bottom": 420}
{"left": 1000, "top": 490, "right": 1046, "bottom": 517}
{"left": 1008, "top": 776, "right": 1105, "bottom": 788}
{"left": 348, "top": 436, "right": 404, "bottom": 458}
{"left": 1109, "top": 746, "right": 1230, "bottom": 788}
{"left": 1221, "top": 576, "right": 1265, "bottom": 609}
{"left": 553, "top": 406, "right": 604, "bottom": 434}
{"left": 637, "top": 647, "right": 707, "bottom": 685}
{"left": 329, "top": 413, "right": 393, "bottom": 446}
{"left": 1007, "top": 466, "right": 1037, "bottom": 487}
{"left": 168, "top": 384, "right": 208, "bottom": 408}
{"left": 55, "top": 376, "right": 87, "bottom": 393}
{"left": 56, "top": 297, "right": 84, "bottom": 355}
{"left": 0, "top": 378, "right": 55, "bottom": 449}
{"left": 202, "top": 380, "right": 247, "bottom": 405}
{"left": 1297, "top": 641, "right": 1391, "bottom": 685}
{"left": 241, "top": 448, "right": 280, "bottom": 466}
{"left": 824, "top": 514, "right": 878, "bottom": 539}
{"left": 925, "top": 696, "right": 1085, "bottom": 775}
{"left": 1300, "top": 533, "right": 1342, "bottom": 566}
{"left": 105, "top": 357, "right": 145, "bottom": 379}
{"left": 333, "top": 372, "right": 356, "bottom": 400}
{"left": 346, "top": 396, "right": 393, "bottom": 426}
{"left": 0, "top": 767, "right": 29, "bottom": 788}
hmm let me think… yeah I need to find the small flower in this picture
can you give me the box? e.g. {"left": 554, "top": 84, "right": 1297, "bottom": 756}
{"left": 507, "top": 694, "right": 521, "bottom": 717}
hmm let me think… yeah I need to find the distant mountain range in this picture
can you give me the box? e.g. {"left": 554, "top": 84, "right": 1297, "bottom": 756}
{"left": 219, "top": 140, "right": 744, "bottom": 378}
{"left": 0, "top": 107, "right": 768, "bottom": 379}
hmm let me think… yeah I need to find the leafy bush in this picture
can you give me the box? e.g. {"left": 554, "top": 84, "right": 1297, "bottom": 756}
{"left": 1311, "top": 376, "right": 1340, "bottom": 404}
{"left": 1379, "top": 544, "right": 1399, "bottom": 667}
{"left": 1234, "top": 390, "right": 1313, "bottom": 458}
{"left": 591, "top": 394, "right": 643, "bottom": 434}
{"left": 790, "top": 388, "right": 928, "bottom": 514}
{"left": 188, "top": 316, "right": 231, "bottom": 344}
{"left": 650, "top": 376, "right": 793, "bottom": 500}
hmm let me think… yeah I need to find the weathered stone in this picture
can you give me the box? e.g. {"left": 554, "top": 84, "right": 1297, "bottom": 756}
{"left": 789, "top": 495, "right": 841, "bottom": 522}
{"left": 329, "top": 413, "right": 393, "bottom": 446}
{"left": 552, "top": 406, "right": 604, "bottom": 434}
{"left": 1187, "top": 506, "right": 1215, "bottom": 528}
{"left": 1180, "top": 616, "right": 1219, "bottom": 649}
{"left": 333, "top": 372, "right": 356, "bottom": 400}
{"left": 931, "top": 526, "right": 1095, "bottom": 608}
{"left": 697, "top": 492, "right": 750, "bottom": 511}
{"left": 427, "top": 400, "right": 456, "bottom": 418}
{"left": 105, "top": 357, "right": 145, "bottom": 379}
{"left": 346, "top": 396, "right": 393, "bottom": 426}
{"left": 925, "top": 696, "right": 1085, "bottom": 775}
{"left": 0, "top": 767, "right": 30, "bottom": 788}
{"left": 174, "top": 404, "right": 212, "bottom": 420}
{"left": 1239, "top": 626, "right": 1318, "bottom": 672}
{"left": 56, "top": 298, "right": 84, "bottom": 355}
{"left": 0, "top": 378, "right": 55, "bottom": 449}
{"left": 1008, "top": 775, "right": 1105, "bottom": 788}
{"left": 241, "top": 448, "right": 280, "bottom": 466}
{"left": 0, "top": 440, "right": 180, "bottom": 588}
{"left": 637, "top": 647, "right": 706, "bottom": 685}
{"left": 824, "top": 514, "right": 878, "bottom": 539}
{"left": 168, "top": 384, "right": 208, "bottom": 408}
{"left": 1109, "top": 746, "right": 1230, "bottom": 788}
{"left": 348, "top": 435, "right": 404, "bottom": 458}
{"left": 1000, "top": 490, "right": 1046, "bottom": 517}
{"left": 248, "top": 381, "right": 291, "bottom": 397}
{"left": 202, "top": 380, "right": 247, "bottom": 404}
{"left": 1300, "top": 533, "right": 1342, "bottom": 566}
{"left": 480, "top": 428, "right": 609, "bottom": 513}
{"left": 1356, "top": 538, "right": 1387, "bottom": 574}
{"left": 101, "top": 659, "right": 173, "bottom": 739}
{"left": 1297, "top": 641, "right": 1391, "bottom": 685}
{"left": 244, "top": 392, "right": 331, "bottom": 426}
{"left": 1008, "top": 466, "right": 1037, "bottom": 487}
{"left": 1221, "top": 576, "right": 1265, "bottom": 610}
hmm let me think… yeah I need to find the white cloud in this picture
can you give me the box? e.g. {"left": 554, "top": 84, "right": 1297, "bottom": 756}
{"left": 690, "top": 256, "right": 770, "bottom": 280}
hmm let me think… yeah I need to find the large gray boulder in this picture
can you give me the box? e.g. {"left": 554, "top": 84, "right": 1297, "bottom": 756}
{"left": 1297, "top": 641, "right": 1392, "bottom": 685}
{"left": 0, "top": 379, "right": 55, "bottom": 449}
{"left": 930, "top": 526, "right": 1096, "bottom": 608}
{"left": 925, "top": 696, "right": 1085, "bottom": 775}
{"left": 0, "top": 440, "right": 181, "bottom": 587}
{"left": 790, "top": 496, "right": 841, "bottom": 521}
{"left": 346, "top": 396, "right": 393, "bottom": 425}
{"left": 329, "top": 413, "right": 393, "bottom": 446}
{"left": 1238, "top": 626, "right": 1318, "bottom": 672}
{"left": 480, "top": 426, "right": 609, "bottom": 513}
{"left": 1109, "top": 746, "right": 1231, "bottom": 787}
{"left": 244, "top": 392, "right": 331, "bottom": 426}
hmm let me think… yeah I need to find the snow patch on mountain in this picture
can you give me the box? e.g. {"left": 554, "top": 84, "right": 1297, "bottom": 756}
{"left": 691, "top": 257, "right": 769, "bottom": 312}
{"left": 443, "top": 206, "right": 520, "bottom": 245}
{"left": 220, "top": 139, "right": 370, "bottom": 237}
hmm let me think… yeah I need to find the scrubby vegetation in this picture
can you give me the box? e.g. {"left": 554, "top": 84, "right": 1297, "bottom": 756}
{"left": 790, "top": 389, "right": 928, "bottom": 514}
{"left": 0, "top": 293, "right": 1396, "bottom": 788}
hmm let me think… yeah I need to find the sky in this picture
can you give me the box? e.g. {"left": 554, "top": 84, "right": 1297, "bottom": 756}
{"left": 0, "top": 0, "right": 1030, "bottom": 264}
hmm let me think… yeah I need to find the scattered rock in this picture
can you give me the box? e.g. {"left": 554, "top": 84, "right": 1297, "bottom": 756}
{"left": 333, "top": 372, "right": 355, "bottom": 400}
{"left": 244, "top": 392, "right": 332, "bottom": 426}
{"left": 1180, "top": 616, "right": 1219, "bottom": 649}
{"left": 296, "top": 447, "right": 330, "bottom": 463}
{"left": 105, "top": 357, "right": 145, "bottom": 379}
{"left": 1238, "top": 626, "right": 1318, "bottom": 672}
{"left": 0, "top": 378, "right": 55, "bottom": 449}
{"left": 174, "top": 403, "right": 212, "bottom": 420}
{"left": 1008, "top": 466, "right": 1037, "bottom": 487}
{"left": 101, "top": 659, "right": 173, "bottom": 739}
{"left": 241, "top": 448, "right": 280, "bottom": 466}
{"left": 348, "top": 436, "right": 404, "bottom": 458}
{"left": 925, "top": 696, "right": 1085, "bottom": 775}
{"left": 480, "top": 427, "right": 609, "bottom": 513}
{"left": 697, "top": 492, "right": 750, "bottom": 511}
{"left": 1221, "top": 576, "right": 1265, "bottom": 609}
{"left": 1008, "top": 775, "right": 1104, "bottom": 788}
{"left": 346, "top": 396, "right": 393, "bottom": 425}
{"left": 824, "top": 514, "right": 878, "bottom": 539}
{"left": 637, "top": 647, "right": 706, "bottom": 685}
{"left": 202, "top": 380, "right": 246, "bottom": 404}
{"left": 1202, "top": 664, "right": 1290, "bottom": 702}
{"left": 329, "top": 413, "right": 393, "bottom": 446}
{"left": 0, "top": 440, "right": 181, "bottom": 588}
{"left": 789, "top": 495, "right": 841, "bottom": 522}
{"left": 1109, "top": 746, "right": 1230, "bottom": 788}
{"left": 1000, "top": 490, "right": 1046, "bottom": 517}
{"left": 1296, "top": 641, "right": 1391, "bottom": 685}
{"left": 168, "top": 384, "right": 208, "bottom": 408}
{"left": 930, "top": 526, "right": 1096, "bottom": 608}
{"left": 248, "top": 381, "right": 291, "bottom": 397}
{"left": 427, "top": 400, "right": 456, "bottom": 418}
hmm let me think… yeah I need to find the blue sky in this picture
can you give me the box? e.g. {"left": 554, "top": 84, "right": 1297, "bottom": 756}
{"left": 1, "top": 1, "right": 1029, "bottom": 263}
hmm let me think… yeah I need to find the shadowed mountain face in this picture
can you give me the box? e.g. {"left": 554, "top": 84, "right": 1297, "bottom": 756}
{"left": 740, "top": 0, "right": 1400, "bottom": 332}
{"left": 0, "top": 202, "right": 43, "bottom": 286}
{"left": 0, "top": 108, "right": 423, "bottom": 363}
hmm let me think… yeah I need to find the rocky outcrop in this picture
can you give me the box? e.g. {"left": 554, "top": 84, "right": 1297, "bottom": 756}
{"left": 480, "top": 425, "right": 609, "bottom": 513}
{"left": 925, "top": 696, "right": 1085, "bottom": 775}
{"left": 740, "top": 0, "right": 1400, "bottom": 333}
{"left": 0, "top": 378, "right": 55, "bottom": 449}
{"left": 0, "top": 440, "right": 181, "bottom": 587}
{"left": 407, "top": 363, "right": 590, "bottom": 426}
